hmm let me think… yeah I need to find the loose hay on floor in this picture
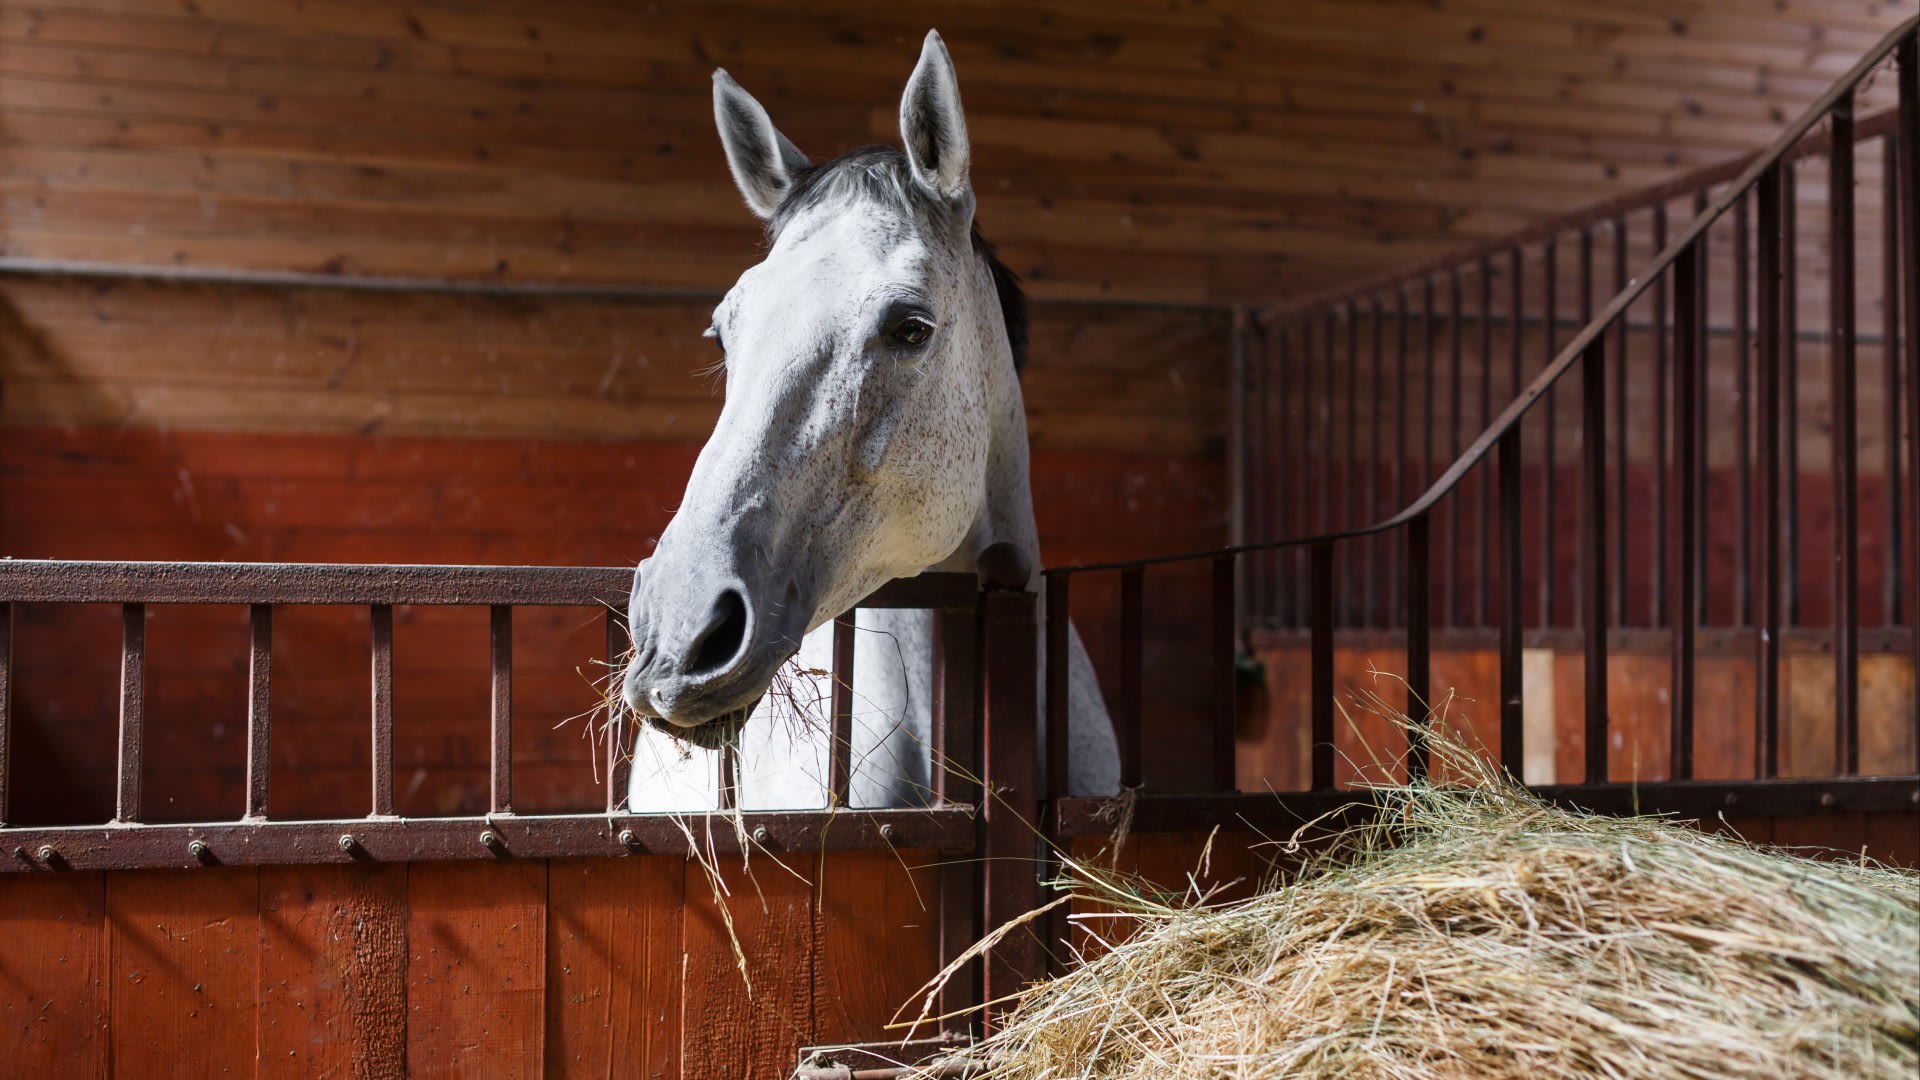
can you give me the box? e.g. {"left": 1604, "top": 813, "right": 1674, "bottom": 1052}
{"left": 966, "top": 743, "right": 1919, "bottom": 1079}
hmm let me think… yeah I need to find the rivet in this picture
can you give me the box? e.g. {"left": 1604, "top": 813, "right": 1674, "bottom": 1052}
{"left": 188, "top": 840, "right": 210, "bottom": 859}
{"left": 36, "top": 845, "right": 56, "bottom": 862}
{"left": 617, "top": 829, "right": 637, "bottom": 848}
{"left": 1723, "top": 792, "right": 1739, "bottom": 807}
{"left": 338, "top": 834, "right": 357, "bottom": 852}
{"left": 752, "top": 825, "right": 772, "bottom": 845}
{"left": 480, "top": 830, "right": 501, "bottom": 849}
{"left": 879, "top": 823, "right": 897, "bottom": 843}
{"left": 1818, "top": 792, "right": 1835, "bottom": 809}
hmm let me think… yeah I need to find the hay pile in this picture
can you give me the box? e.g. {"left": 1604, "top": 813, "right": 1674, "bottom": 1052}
{"left": 969, "top": 746, "right": 1919, "bottom": 1079}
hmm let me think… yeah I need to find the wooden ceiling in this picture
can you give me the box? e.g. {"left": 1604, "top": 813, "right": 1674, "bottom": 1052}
{"left": 0, "top": 0, "right": 1907, "bottom": 306}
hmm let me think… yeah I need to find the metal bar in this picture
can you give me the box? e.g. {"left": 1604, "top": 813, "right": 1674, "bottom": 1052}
{"left": 6, "top": 806, "right": 981, "bottom": 872}
{"left": 1044, "top": 576, "right": 1070, "bottom": 803}
{"left": 1296, "top": 318, "right": 1313, "bottom": 626}
{"left": 1310, "top": 544, "right": 1335, "bottom": 790}
{"left": 980, "top": 588, "right": 1040, "bottom": 1024}
{"left": 1782, "top": 165, "right": 1801, "bottom": 625}
{"left": 1477, "top": 258, "right": 1494, "bottom": 628}
{"left": 1446, "top": 269, "right": 1463, "bottom": 627}
{"left": 1756, "top": 166, "right": 1785, "bottom": 779}
{"left": 1423, "top": 278, "right": 1437, "bottom": 584}
{"left": 1392, "top": 289, "right": 1410, "bottom": 627}
{"left": 830, "top": 613, "right": 857, "bottom": 806}
{"left": 1671, "top": 243, "right": 1700, "bottom": 781}
{"left": 1885, "top": 135, "right": 1905, "bottom": 629}
{"left": 605, "top": 608, "right": 630, "bottom": 814}
{"left": 0, "top": 604, "right": 10, "bottom": 827}
{"left": 244, "top": 604, "right": 272, "bottom": 820}
{"left": 490, "top": 604, "right": 513, "bottom": 815}
{"left": 1369, "top": 300, "right": 1385, "bottom": 628}
{"left": 1735, "top": 193, "right": 1753, "bottom": 626}
{"left": 1612, "top": 218, "right": 1631, "bottom": 626}
{"left": 1510, "top": 248, "right": 1525, "bottom": 628}
{"left": 0, "top": 562, "right": 977, "bottom": 610}
{"left": 1344, "top": 304, "right": 1359, "bottom": 625}
{"left": 1576, "top": 227, "right": 1594, "bottom": 630}
{"left": 1542, "top": 237, "right": 1559, "bottom": 629}
{"left": 1051, "top": 775, "right": 1920, "bottom": 839}
{"left": 1829, "top": 99, "right": 1859, "bottom": 775}
{"left": 1212, "top": 555, "right": 1238, "bottom": 792}
{"left": 1119, "top": 568, "right": 1145, "bottom": 790}
{"left": 371, "top": 604, "right": 395, "bottom": 815}
{"left": 1581, "top": 337, "right": 1610, "bottom": 785}
{"left": 1900, "top": 33, "right": 1920, "bottom": 737}
{"left": 1320, "top": 310, "right": 1336, "bottom": 536}
{"left": 116, "top": 604, "right": 145, "bottom": 823}
{"left": 933, "top": 603, "right": 981, "bottom": 1026}
{"left": 1499, "top": 430, "right": 1526, "bottom": 778}
{"left": 1693, "top": 189, "right": 1712, "bottom": 628}
{"left": 1653, "top": 203, "right": 1670, "bottom": 626}
{"left": 1406, "top": 516, "right": 1432, "bottom": 779}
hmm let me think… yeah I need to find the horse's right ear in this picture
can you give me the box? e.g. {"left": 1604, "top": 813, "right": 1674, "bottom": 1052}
{"left": 713, "top": 70, "right": 810, "bottom": 220}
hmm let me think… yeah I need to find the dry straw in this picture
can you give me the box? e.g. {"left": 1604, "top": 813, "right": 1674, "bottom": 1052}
{"left": 960, "top": 711, "right": 1919, "bottom": 1079}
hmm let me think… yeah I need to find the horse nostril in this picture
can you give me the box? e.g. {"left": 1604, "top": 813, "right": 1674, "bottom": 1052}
{"left": 686, "top": 588, "right": 749, "bottom": 676}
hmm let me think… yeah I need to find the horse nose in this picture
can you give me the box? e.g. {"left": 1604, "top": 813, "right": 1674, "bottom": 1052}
{"left": 684, "top": 587, "right": 750, "bottom": 678}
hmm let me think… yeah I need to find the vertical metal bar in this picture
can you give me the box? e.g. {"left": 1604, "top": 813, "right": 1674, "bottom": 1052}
{"left": 1422, "top": 278, "right": 1437, "bottom": 537}
{"left": 244, "top": 603, "right": 272, "bottom": 820}
{"left": 1899, "top": 34, "right": 1920, "bottom": 722}
{"left": 1653, "top": 203, "right": 1670, "bottom": 625}
{"left": 1392, "top": 289, "right": 1410, "bottom": 627}
{"left": 1828, "top": 99, "right": 1859, "bottom": 775}
{"left": 1406, "top": 517, "right": 1432, "bottom": 779}
{"left": 0, "top": 603, "right": 10, "bottom": 828}
{"left": 1319, "top": 311, "right": 1336, "bottom": 536}
{"left": 1692, "top": 190, "right": 1712, "bottom": 627}
{"left": 1575, "top": 228, "right": 1593, "bottom": 630}
{"left": 1297, "top": 318, "right": 1314, "bottom": 627}
{"left": 371, "top": 604, "right": 394, "bottom": 815}
{"left": 1043, "top": 576, "right": 1070, "bottom": 803}
{"left": 1212, "top": 555, "right": 1237, "bottom": 792}
{"left": 489, "top": 604, "right": 513, "bottom": 815}
{"left": 1671, "top": 244, "right": 1700, "bottom": 782}
{"left": 1118, "top": 568, "right": 1144, "bottom": 790}
{"left": 1884, "top": 135, "right": 1904, "bottom": 628}
{"left": 1510, "top": 247, "right": 1525, "bottom": 629}
{"left": 1478, "top": 258, "right": 1494, "bottom": 628}
{"left": 980, "top": 588, "right": 1039, "bottom": 1024}
{"left": 116, "top": 603, "right": 145, "bottom": 823}
{"left": 932, "top": 602, "right": 981, "bottom": 1025}
{"left": 1229, "top": 308, "right": 1249, "bottom": 596}
{"left": 605, "top": 609, "right": 629, "bottom": 813}
{"left": 1368, "top": 300, "right": 1385, "bottom": 627}
{"left": 1581, "top": 337, "right": 1610, "bottom": 785}
{"left": 1446, "top": 269, "right": 1463, "bottom": 627}
{"left": 1499, "top": 430, "right": 1526, "bottom": 779}
{"left": 1756, "top": 166, "right": 1784, "bottom": 779}
{"left": 1782, "top": 165, "right": 1801, "bottom": 625}
{"left": 1248, "top": 316, "right": 1270, "bottom": 623}
{"left": 1735, "top": 193, "right": 1753, "bottom": 626}
{"left": 830, "top": 612, "right": 857, "bottom": 807}
{"left": 1542, "top": 237, "right": 1560, "bottom": 629}
{"left": 1344, "top": 304, "right": 1359, "bottom": 625}
{"left": 1612, "top": 218, "right": 1631, "bottom": 625}
{"left": 1309, "top": 543, "right": 1335, "bottom": 790}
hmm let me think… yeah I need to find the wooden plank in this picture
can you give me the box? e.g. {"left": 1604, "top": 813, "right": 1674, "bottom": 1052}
{"left": 679, "top": 852, "right": 815, "bottom": 1079}
{"left": 1862, "top": 812, "right": 1919, "bottom": 868}
{"left": 544, "top": 854, "right": 684, "bottom": 1080}
{"left": 1772, "top": 813, "right": 1870, "bottom": 860}
{"left": 406, "top": 860, "right": 546, "bottom": 1079}
{"left": 256, "top": 863, "right": 408, "bottom": 1079}
{"left": 0, "top": 873, "right": 106, "bottom": 1077}
{"left": 1858, "top": 653, "right": 1916, "bottom": 775}
{"left": 106, "top": 867, "right": 259, "bottom": 1079}
{"left": 813, "top": 849, "right": 940, "bottom": 1045}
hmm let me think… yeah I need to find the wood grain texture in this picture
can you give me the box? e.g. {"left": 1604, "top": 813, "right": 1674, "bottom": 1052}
{"left": 406, "top": 860, "right": 546, "bottom": 1079}
{"left": 106, "top": 867, "right": 259, "bottom": 1079}
{"left": 544, "top": 854, "right": 685, "bottom": 1080}
{"left": 257, "top": 863, "right": 408, "bottom": 1080}
{"left": 812, "top": 849, "right": 941, "bottom": 1046}
{"left": 679, "top": 851, "right": 816, "bottom": 1079}
{"left": 0, "top": 873, "right": 106, "bottom": 1078}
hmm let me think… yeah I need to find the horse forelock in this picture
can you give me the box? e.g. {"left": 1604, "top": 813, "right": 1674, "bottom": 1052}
{"left": 768, "top": 145, "right": 1027, "bottom": 376}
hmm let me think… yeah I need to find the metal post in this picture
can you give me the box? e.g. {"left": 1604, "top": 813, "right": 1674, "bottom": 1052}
{"left": 830, "top": 613, "right": 857, "bottom": 806}
{"left": 244, "top": 604, "right": 272, "bottom": 820}
{"left": 980, "top": 587, "right": 1039, "bottom": 1027}
{"left": 1118, "top": 569, "right": 1145, "bottom": 790}
{"left": 1310, "top": 544, "right": 1335, "bottom": 790}
{"left": 490, "top": 604, "right": 513, "bottom": 815}
{"left": 1671, "top": 245, "right": 1700, "bottom": 781}
{"left": 1212, "top": 555, "right": 1237, "bottom": 792}
{"left": 1828, "top": 99, "right": 1860, "bottom": 775}
{"left": 1581, "top": 338, "right": 1610, "bottom": 785}
{"left": 1499, "top": 430, "right": 1526, "bottom": 778}
{"left": 116, "top": 604, "right": 145, "bottom": 823}
{"left": 1756, "top": 166, "right": 1784, "bottom": 779}
{"left": 1044, "top": 575, "right": 1070, "bottom": 803}
{"left": 1406, "top": 516, "right": 1432, "bottom": 779}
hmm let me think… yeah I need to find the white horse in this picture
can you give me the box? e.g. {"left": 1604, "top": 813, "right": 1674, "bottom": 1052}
{"left": 619, "top": 32, "right": 1119, "bottom": 811}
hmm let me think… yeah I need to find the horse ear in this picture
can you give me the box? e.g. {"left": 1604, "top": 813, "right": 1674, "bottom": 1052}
{"left": 713, "top": 69, "right": 810, "bottom": 220}
{"left": 899, "top": 30, "right": 971, "bottom": 204}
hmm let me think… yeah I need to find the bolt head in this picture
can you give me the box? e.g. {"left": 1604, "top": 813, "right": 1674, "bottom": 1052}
{"left": 617, "top": 829, "right": 637, "bottom": 847}
{"left": 752, "top": 825, "right": 772, "bottom": 845}
{"left": 188, "top": 840, "right": 209, "bottom": 859}
{"left": 338, "top": 834, "right": 356, "bottom": 852}
{"left": 36, "top": 845, "right": 55, "bottom": 862}
{"left": 879, "top": 823, "right": 897, "bottom": 842}
{"left": 480, "top": 830, "right": 500, "bottom": 848}
{"left": 1723, "top": 792, "right": 1739, "bottom": 807}
{"left": 1818, "top": 792, "right": 1835, "bottom": 809}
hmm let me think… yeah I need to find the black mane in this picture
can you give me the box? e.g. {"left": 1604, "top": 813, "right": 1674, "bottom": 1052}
{"left": 769, "top": 145, "right": 1028, "bottom": 376}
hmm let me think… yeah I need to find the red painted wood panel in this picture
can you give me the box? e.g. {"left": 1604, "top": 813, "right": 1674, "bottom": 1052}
{"left": 106, "top": 868, "right": 259, "bottom": 1079}
{"left": 0, "top": 873, "right": 106, "bottom": 1078}
{"left": 679, "top": 853, "right": 815, "bottom": 1078}
{"left": 813, "top": 849, "right": 941, "bottom": 1046}
{"left": 545, "top": 855, "right": 685, "bottom": 1080}
{"left": 407, "top": 861, "right": 547, "bottom": 1079}
{"left": 257, "top": 864, "right": 408, "bottom": 1078}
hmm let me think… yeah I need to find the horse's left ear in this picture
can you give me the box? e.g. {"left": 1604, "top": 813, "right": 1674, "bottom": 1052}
{"left": 899, "top": 30, "right": 971, "bottom": 205}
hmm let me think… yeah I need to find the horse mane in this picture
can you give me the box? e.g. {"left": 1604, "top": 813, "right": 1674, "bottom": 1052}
{"left": 769, "top": 145, "right": 1029, "bottom": 376}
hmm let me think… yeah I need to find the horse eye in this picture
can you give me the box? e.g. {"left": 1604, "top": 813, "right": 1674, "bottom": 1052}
{"left": 891, "top": 318, "right": 933, "bottom": 347}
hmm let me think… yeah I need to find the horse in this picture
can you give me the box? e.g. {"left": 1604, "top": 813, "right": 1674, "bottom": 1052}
{"left": 618, "top": 31, "right": 1120, "bottom": 811}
